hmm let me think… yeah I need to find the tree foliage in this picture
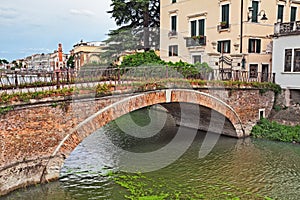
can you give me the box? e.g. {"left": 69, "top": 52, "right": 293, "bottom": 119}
{"left": 0, "top": 59, "right": 9, "bottom": 65}
{"left": 103, "top": 0, "right": 160, "bottom": 62}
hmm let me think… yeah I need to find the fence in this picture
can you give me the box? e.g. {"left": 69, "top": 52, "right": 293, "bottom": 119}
{"left": 0, "top": 67, "right": 275, "bottom": 93}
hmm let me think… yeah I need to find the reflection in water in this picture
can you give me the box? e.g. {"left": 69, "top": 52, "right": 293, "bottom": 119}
{"left": 2, "top": 108, "right": 300, "bottom": 199}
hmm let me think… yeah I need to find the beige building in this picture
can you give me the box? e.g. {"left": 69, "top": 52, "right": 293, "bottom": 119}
{"left": 160, "top": 0, "right": 300, "bottom": 81}
{"left": 71, "top": 41, "right": 107, "bottom": 70}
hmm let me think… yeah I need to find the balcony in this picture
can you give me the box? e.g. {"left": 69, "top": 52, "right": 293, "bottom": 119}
{"left": 185, "top": 36, "right": 206, "bottom": 47}
{"left": 217, "top": 21, "right": 231, "bottom": 31}
{"left": 168, "top": 30, "right": 178, "bottom": 37}
{"left": 274, "top": 21, "right": 300, "bottom": 36}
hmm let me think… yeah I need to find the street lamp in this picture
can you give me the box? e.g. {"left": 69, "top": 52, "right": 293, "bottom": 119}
{"left": 248, "top": 8, "right": 268, "bottom": 22}
{"left": 258, "top": 10, "right": 268, "bottom": 21}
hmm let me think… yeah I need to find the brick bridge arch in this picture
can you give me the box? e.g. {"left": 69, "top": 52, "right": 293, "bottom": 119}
{"left": 42, "top": 89, "right": 244, "bottom": 182}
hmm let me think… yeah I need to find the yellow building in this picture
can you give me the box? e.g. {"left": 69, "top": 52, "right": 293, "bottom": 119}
{"left": 72, "top": 41, "right": 107, "bottom": 70}
{"left": 160, "top": 0, "right": 300, "bottom": 81}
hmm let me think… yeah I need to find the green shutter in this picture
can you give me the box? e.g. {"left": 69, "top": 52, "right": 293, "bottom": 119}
{"left": 277, "top": 5, "right": 284, "bottom": 22}
{"left": 191, "top": 20, "right": 197, "bottom": 37}
{"left": 222, "top": 4, "right": 230, "bottom": 24}
{"left": 248, "top": 39, "right": 253, "bottom": 53}
{"left": 217, "top": 41, "right": 221, "bottom": 53}
{"left": 227, "top": 40, "right": 231, "bottom": 53}
{"left": 171, "top": 16, "right": 177, "bottom": 31}
{"left": 198, "top": 19, "right": 205, "bottom": 36}
{"left": 256, "top": 39, "right": 261, "bottom": 53}
{"left": 291, "top": 7, "right": 297, "bottom": 21}
{"left": 252, "top": 1, "right": 258, "bottom": 22}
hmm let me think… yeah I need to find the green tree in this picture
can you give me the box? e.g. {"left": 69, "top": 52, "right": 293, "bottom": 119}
{"left": 0, "top": 59, "right": 9, "bottom": 65}
{"left": 102, "top": 28, "right": 141, "bottom": 63}
{"left": 104, "top": 0, "right": 160, "bottom": 62}
{"left": 67, "top": 55, "right": 75, "bottom": 69}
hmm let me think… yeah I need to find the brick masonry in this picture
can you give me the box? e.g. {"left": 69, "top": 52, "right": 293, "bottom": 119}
{"left": 0, "top": 88, "right": 274, "bottom": 196}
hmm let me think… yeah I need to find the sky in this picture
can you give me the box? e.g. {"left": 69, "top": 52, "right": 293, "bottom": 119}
{"left": 0, "top": 0, "right": 117, "bottom": 61}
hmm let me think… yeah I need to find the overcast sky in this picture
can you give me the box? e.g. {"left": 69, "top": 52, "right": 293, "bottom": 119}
{"left": 0, "top": 0, "right": 117, "bottom": 61}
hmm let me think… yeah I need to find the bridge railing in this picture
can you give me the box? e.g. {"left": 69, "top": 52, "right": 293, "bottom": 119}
{"left": 0, "top": 67, "right": 275, "bottom": 93}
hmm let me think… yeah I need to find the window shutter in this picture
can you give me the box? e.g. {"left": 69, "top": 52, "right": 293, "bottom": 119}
{"left": 198, "top": 19, "right": 205, "bottom": 36}
{"left": 256, "top": 39, "right": 261, "bottom": 53}
{"left": 217, "top": 41, "right": 221, "bottom": 53}
{"left": 227, "top": 40, "right": 231, "bottom": 53}
{"left": 191, "top": 21, "right": 197, "bottom": 37}
{"left": 222, "top": 4, "right": 230, "bottom": 24}
{"left": 277, "top": 5, "right": 284, "bottom": 22}
{"left": 252, "top": 1, "right": 258, "bottom": 22}
{"left": 171, "top": 16, "right": 177, "bottom": 31}
{"left": 291, "top": 7, "right": 297, "bottom": 22}
{"left": 248, "top": 39, "right": 253, "bottom": 53}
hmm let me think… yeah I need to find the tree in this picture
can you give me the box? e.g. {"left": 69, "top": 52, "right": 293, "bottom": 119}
{"left": 104, "top": 0, "right": 160, "bottom": 61}
{"left": 67, "top": 55, "right": 75, "bottom": 69}
{"left": 0, "top": 59, "right": 9, "bottom": 65}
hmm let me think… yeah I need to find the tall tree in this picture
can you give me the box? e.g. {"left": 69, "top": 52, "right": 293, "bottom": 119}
{"left": 105, "top": 0, "right": 160, "bottom": 60}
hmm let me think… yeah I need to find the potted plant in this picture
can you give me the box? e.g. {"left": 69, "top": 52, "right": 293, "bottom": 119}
{"left": 220, "top": 21, "right": 227, "bottom": 27}
{"left": 192, "top": 35, "right": 205, "bottom": 40}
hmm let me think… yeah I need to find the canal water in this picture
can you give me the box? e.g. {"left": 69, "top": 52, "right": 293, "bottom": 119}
{"left": 2, "top": 107, "right": 300, "bottom": 199}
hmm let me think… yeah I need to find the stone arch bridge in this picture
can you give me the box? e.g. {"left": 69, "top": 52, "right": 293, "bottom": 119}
{"left": 0, "top": 88, "right": 274, "bottom": 196}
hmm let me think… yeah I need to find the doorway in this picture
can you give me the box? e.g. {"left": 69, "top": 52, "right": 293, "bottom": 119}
{"left": 261, "top": 64, "right": 269, "bottom": 82}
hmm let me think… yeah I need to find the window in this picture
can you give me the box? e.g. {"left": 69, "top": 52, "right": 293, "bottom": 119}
{"left": 221, "top": 4, "right": 230, "bottom": 28}
{"left": 252, "top": 1, "right": 259, "bottom": 22}
{"left": 190, "top": 19, "right": 205, "bottom": 37}
{"left": 291, "top": 7, "right": 297, "bottom": 22}
{"left": 198, "top": 19, "right": 205, "bottom": 36}
{"left": 277, "top": 5, "right": 284, "bottom": 22}
{"left": 249, "top": 64, "right": 258, "bottom": 78}
{"left": 169, "top": 45, "right": 178, "bottom": 57}
{"left": 171, "top": 15, "right": 177, "bottom": 32}
{"left": 172, "top": 0, "right": 176, "bottom": 3}
{"left": 192, "top": 55, "right": 201, "bottom": 64}
{"left": 284, "top": 48, "right": 300, "bottom": 72}
{"left": 248, "top": 39, "right": 261, "bottom": 53}
{"left": 191, "top": 20, "right": 197, "bottom": 37}
{"left": 285, "top": 49, "right": 292, "bottom": 72}
{"left": 217, "top": 40, "right": 231, "bottom": 53}
{"left": 294, "top": 49, "right": 300, "bottom": 72}
{"left": 169, "top": 15, "right": 177, "bottom": 36}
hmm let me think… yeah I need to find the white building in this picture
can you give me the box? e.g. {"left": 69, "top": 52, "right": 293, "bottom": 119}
{"left": 273, "top": 21, "right": 300, "bottom": 105}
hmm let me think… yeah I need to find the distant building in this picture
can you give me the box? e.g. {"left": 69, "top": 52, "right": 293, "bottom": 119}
{"left": 50, "top": 43, "right": 68, "bottom": 71}
{"left": 273, "top": 20, "right": 300, "bottom": 105}
{"left": 21, "top": 43, "right": 68, "bottom": 72}
{"left": 71, "top": 40, "right": 107, "bottom": 70}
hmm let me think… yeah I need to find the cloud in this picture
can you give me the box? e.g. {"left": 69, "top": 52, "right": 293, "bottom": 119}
{"left": 0, "top": 7, "right": 18, "bottom": 20}
{"left": 69, "top": 9, "right": 96, "bottom": 17}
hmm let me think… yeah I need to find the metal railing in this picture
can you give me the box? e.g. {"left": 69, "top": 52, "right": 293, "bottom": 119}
{"left": 0, "top": 67, "right": 276, "bottom": 93}
{"left": 185, "top": 36, "right": 206, "bottom": 47}
{"left": 274, "top": 21, "right": 300, "bottom": 36}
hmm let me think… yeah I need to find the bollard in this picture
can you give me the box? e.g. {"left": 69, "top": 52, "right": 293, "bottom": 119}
{"left": 56, "top": 71, "right": 60, "bottom": 89}
{"left": 14, "top": 71, "right": 18, "bottom": 88}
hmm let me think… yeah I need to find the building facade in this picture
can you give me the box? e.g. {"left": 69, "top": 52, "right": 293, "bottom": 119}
{"left": 160, "top": 0, "right": 300, "bottom": 81}
{"left": 71, "top": 41, "right": 107, "bottom": 70}
{"left": 273, "top": 20, "right": 300, "bottom": 105}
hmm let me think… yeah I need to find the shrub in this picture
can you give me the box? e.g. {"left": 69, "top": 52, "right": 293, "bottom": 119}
{"left": 251, "top": 118, "right": 300, "bottom": 143}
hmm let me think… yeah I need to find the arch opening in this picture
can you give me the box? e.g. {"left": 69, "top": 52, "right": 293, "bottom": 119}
{"left": 43, "top": 89, "right": 243, "bottom": 182}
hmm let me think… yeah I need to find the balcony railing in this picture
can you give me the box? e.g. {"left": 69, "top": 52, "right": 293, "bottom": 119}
{"left": 274, "top": 21, "right": 300, "bottom": 36}
{"left": 217, "top": 22, "right": 230, "bottom": 31}
{"left": 168, "top": 30, "right": 178, "bottom": 37}
{"left": 185, "top": 36, "right": 206, "bottom": 47}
